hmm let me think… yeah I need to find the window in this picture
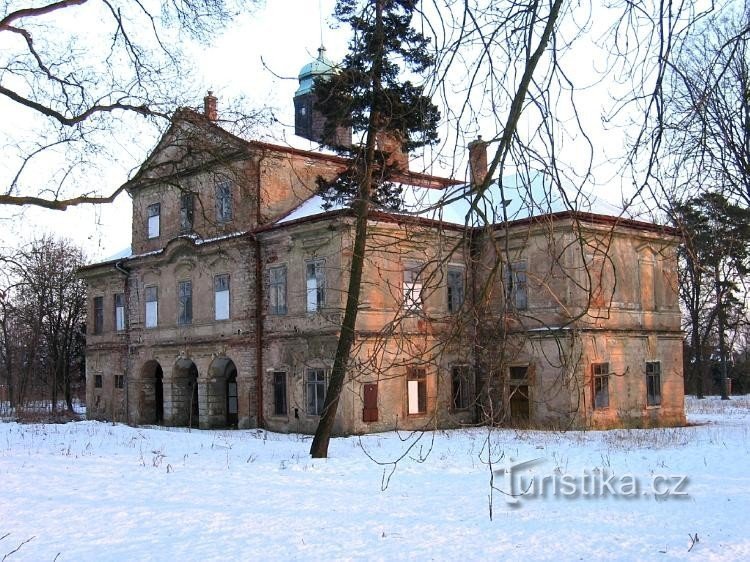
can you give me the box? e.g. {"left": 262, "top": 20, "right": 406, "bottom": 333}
{"left": 114, "top": 375, "right": 125, "bottom": 389}
{"left": 94, "top": 374, "right": 103, "bottom": 389}
{"left": 147, "top": 203, "right": 160, "bottom": 239}
{"left": 509, "top": 365, "right": 528, "bottom": 381}
{"left": 403, "top": 264, "right": 423, "bottom": 311}
{"left": 447, "top": 267, "right": 464, "bottom": 313}
{"left": 646, "top": 361, "right": 662, "bottom": 406}
{"left": 214, "top": 274, "right": 230, "bottom": 321}
{"left": 592, "top": 362, "right": 610, "bottom": 409}
{"left": 215, "top": 179, "right": 233, "bottom": 223}
{"left": 273, "top": 371, "right": 287, "bottom": 416}
{"left": 93, "top": 296, "right": 104, "bottom": 334}
{"left": 306, "top": 260, "right": 325, "bottom": 312}
{"left": 504, "top": 261, "right": 527, "bottom": 310}
{"left": 451, "top": 366, "right": 470, "bottom": 410}
{"left": 269, "top": 266, "right": 287, "bottom": 315}
{"left": 145, "top": 286, "right": 158, "bottom": 328}
{"left": 407, "top": 367, "right": 427, "bottom": 414}
{"left": 114, "top": 293, "right": 125, "bottom": 331}
{"left": 178, "top": 281, "right": 192, "bottom": 325}
{"left": 180, "top": 192, "right": 194, "bottom": 232}
{"left": 306, "top": 368, "right": 326, "bottom": 416}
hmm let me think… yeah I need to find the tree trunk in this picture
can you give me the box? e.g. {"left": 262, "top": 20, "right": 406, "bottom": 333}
{"left": 715, "top": 264, "right": 730, "bottom": 400}
{"left": 310, "top": 0, "right": 385, "bottom": 459}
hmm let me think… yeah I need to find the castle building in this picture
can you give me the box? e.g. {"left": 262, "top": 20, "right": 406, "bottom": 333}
{"left": 79, "top": 53, "right": 685, "bottom": 432}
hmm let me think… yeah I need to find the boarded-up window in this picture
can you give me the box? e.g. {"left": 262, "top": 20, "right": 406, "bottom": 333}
{"left": 407, "top": 367, "right": 427, "bottom": 414}
{"left": 646, "top": 361, "right": 662, "bottom": 406}
{"left": 269, "top": 266, "right": 287, "bottom": 315}
{"left": 273, "top": 371, "right": 287, "bottom": 416}
{"left": 447, "top": 267, "right": 464, "bottom": 313}
{"left": 214, "top": 274, "right": 230, "bottom": 320}
{"left": 145, "top": 286, "right": 158, "bottom": 328}
{"left": 592, "top": 362, "right": 610, "bottom": 409}
{"left": 306, "top": 368, "right": 326, "bottom": 415}
{"left": 306, "top": 260, "right": 325, "bottom": 312}
{"left": 363, "top": 383, "right": 378, "bottom": 422}
{"left": 451, "top": 366, "right": 470, "bottom": 410}
{"left": 178, "top": 281, "right": 192, "bottom": 325}
{"left": 93, "top": 296, "right": 104, "bottom": 334}
{"left": 114, "top": 293, "right": 125, "bottom": 331}
{"left": 147, "top": 203, "right": 160, "bottom": 239}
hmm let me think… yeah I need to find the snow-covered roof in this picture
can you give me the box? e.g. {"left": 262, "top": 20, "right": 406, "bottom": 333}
{"left": 274, "top": 172, "right": 624, "bottom": 228}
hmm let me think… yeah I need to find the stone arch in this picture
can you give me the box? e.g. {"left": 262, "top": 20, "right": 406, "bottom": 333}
{"left": 173, "top": 358, "right": 200, "bottom": 428}
{"left": 207, "top": 357, "right": 239, "bottom": 428}
{"left": 139, "top": 360, "right": 164, "bottom": 425}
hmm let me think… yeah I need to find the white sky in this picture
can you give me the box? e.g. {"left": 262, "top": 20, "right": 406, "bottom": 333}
{"left": 0, "top": 0, "right": 644, "bottom": 263}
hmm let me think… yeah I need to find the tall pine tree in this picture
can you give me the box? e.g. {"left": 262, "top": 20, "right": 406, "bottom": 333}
{"left": 309, "top": 0, "right": 439, "bottom": 458}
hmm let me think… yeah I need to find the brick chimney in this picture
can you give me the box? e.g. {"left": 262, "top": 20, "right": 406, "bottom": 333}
{"left": 204, "top": 91, "right": 218, "bottom": 121}
{"left": 376, "top": 130, "right": 409, "bottom": 173}
{"left": 468, "top": 136, "right": 488, "bottom": 186}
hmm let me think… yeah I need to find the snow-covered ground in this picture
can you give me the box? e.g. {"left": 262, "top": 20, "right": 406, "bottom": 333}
{"left": 1, "top": 397, "right": 748, "bottom": 561}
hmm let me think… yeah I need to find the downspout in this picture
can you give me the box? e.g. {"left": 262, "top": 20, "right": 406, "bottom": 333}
{"left": 254, "top": 152, "right": 267, "bottom": 428}
{"left": 254, "top": 235, "right": 264, "bottom": 428}
{"left": 115, "top": 260, "right": 130, "bottom": 424}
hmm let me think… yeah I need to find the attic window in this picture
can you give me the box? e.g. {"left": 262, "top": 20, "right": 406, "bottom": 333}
{"left": 215, "top": 180, "right": 233, "bottom": 223}
{"left": 147, "top": 203, "right": 160, "bottom": 239}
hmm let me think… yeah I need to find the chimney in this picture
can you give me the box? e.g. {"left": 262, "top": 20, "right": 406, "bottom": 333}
{"left": 376, "top": 129, "right": 409, "bottom": 173}
{"left": 204, "top": 91, "right": 218, "bottom": 121}
{"left": 468, "top": 136, "right": 488, "bottom": 186}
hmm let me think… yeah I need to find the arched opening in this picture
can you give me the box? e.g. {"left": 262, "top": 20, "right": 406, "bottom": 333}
{"left": 227, "top": 367, "right": 238, "bottom": 427}
{"left": 208, "top": 357, "right": 239, "bottom": 428}
{"left": 173, "top": 358, "right": 200, "bottom": 428}
{"left": 140, "top": 360, "right": 164, "bottom": 425}
{"left": 155, "top": 367, "right": 164, "bottom": 424}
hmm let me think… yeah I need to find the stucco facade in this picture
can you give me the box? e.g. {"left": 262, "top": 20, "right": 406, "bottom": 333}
{"left": 80, "top": 103, "right": 685, "bottom": 432}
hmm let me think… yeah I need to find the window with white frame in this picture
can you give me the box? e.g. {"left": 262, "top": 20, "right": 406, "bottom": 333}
{"left": 215, "top": 179, "right": 233, "bottom": 223}
{"left": 145, "top": 286, "right": 158, "bottom": 328}
{"left": 269, "top": 266, "right": 287, "bottom": 315}
{"left": 306, "top": 260, "right": 325, "bottom": 312}
{"left": 407, "top": 366, "right": 427, "bottom": 414}
{"left": 646, "top": 361, "right": 662, "bottom": 406}
{"left": 147, "top": 203, "right": 160, "bottom": 239}
{"left": 447, "top": 267, "right": 464, "bottom": 313}
{"left": 214, "top": 274, "right": 230, "bottom": 320}
{"left": 178, "top": 281, "right": 192, "bottom": 325}
{"left": 306, "top": 368, "right": 326, "bottom": 415}
{"left": 504, "top": 261, "right": 527, "bottom": 310}
{"left": 592, "top": 362, "right": 610, "bottom": 409}
{"left": 114, "top": 293, "right": 125, "bottom": 331}
{"left": 403, "top": 263, "right": 423, "bottom": 312}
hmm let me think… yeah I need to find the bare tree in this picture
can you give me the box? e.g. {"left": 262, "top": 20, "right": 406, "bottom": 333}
{"left": 0, "top": 0, "right": 262, "bottom": 210}
{"left": 0, "top": 236, "right": 86, "bottom": 414}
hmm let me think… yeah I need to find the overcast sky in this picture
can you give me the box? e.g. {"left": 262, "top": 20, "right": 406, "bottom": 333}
{"left": 1, "top": 0, "right": 639, "bottom": 263}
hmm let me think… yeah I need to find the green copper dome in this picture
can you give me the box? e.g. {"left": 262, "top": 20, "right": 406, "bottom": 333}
{"left": 295, "top": 46, "right": 335, "bottom": 96}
